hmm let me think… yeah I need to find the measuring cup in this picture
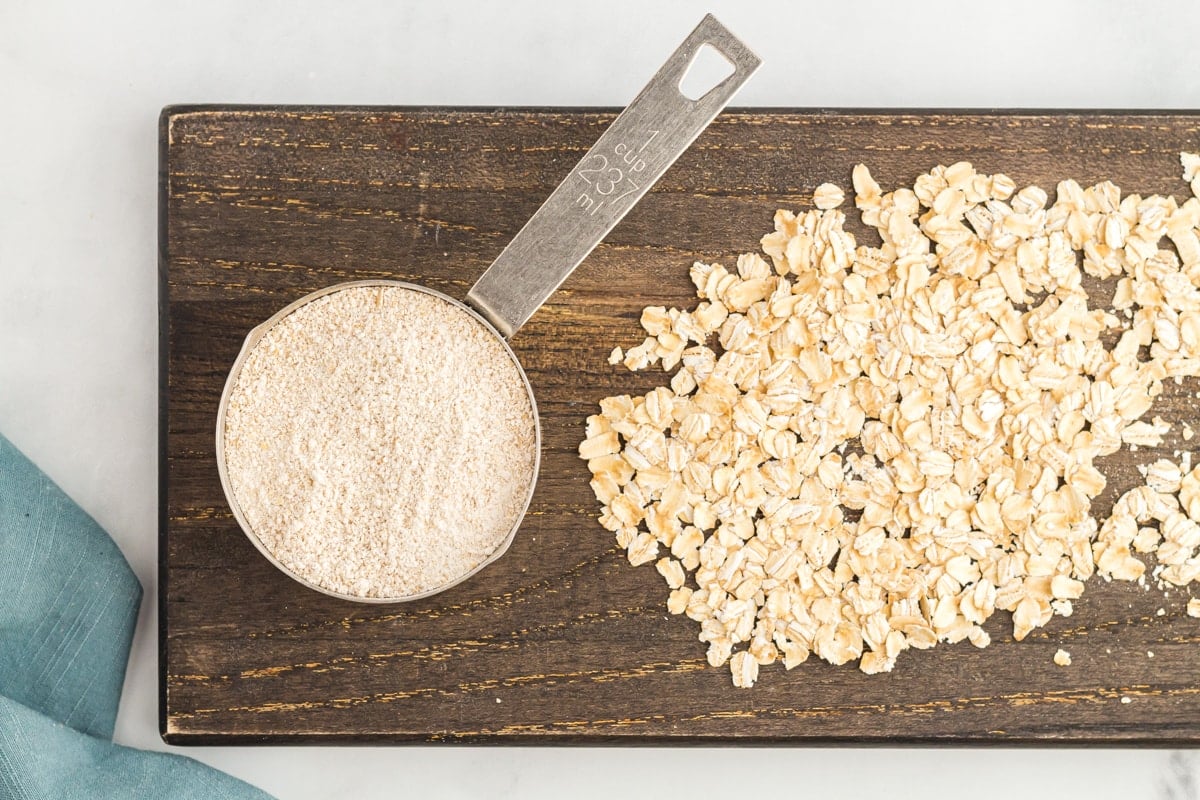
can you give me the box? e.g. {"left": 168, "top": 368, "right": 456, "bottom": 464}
{"left": 215, "top": 14, "right": 761, "bottom": 603}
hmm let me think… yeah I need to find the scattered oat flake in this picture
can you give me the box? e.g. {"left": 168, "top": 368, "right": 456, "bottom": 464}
{"left": 1187, "top": 598, "right": 1200, "bottom": 617}
{"left": 608, "top": 347, "right": 624, "bottom": 365}
{"left": 1183, "top": 152, "right": 1200, "bottom": 182}
{"left": 812, "top": 182, "right": 845, "bottom": 210}
{"left": 730, "top": 650, "right": 759, "bottom": 688}
{"left": 1053, "top": 649, "right": 1072, "bottom": 667}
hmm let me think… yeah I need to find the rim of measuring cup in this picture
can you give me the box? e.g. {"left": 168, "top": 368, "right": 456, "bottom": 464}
{"left": 214, "top": 279, "right": 542, "bottom": 604}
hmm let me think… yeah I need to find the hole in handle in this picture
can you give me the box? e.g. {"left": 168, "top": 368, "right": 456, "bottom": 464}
{"left": 678, "top": 43, "right": 736, "bottom": 101}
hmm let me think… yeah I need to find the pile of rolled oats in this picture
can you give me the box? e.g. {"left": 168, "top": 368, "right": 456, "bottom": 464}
{"left": 581, "top": 155, "right": 1200, "bottom": 687}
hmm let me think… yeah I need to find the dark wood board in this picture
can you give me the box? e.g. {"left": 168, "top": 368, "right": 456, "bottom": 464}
{"left": 160, "top": 107, "right": 1200, "bottom": 744}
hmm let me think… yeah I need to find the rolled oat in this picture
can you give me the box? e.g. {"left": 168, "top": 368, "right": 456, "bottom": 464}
{"left": 584, "top": 155, "right": 1200, "bottom": 686}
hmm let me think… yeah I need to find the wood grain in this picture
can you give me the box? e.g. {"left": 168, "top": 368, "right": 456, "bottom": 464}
{"left": 161, "top": 107, "right": 1200, "bottom": 744}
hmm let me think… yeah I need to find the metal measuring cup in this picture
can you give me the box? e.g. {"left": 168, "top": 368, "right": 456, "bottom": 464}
{"left": 215, "top": 14, "right": 761, "bottom": 603}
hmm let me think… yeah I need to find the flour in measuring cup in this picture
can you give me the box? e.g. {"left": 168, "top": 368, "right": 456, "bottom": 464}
{"left": 222, "top": 284, "right": 538, "bottom": 598}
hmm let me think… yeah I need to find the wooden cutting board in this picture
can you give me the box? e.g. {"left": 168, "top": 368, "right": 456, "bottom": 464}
{"left": 160, "top": 107, "right": 1200, "bottom": 744}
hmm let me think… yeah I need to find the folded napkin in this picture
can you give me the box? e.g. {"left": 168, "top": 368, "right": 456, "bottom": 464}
{"left": 0, "top": 433, "right": 272, "bottom": 800}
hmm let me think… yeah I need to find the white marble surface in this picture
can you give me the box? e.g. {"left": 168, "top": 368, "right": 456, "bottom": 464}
{"left": 3, "top": 0, "right": 1199, "bottom": 797}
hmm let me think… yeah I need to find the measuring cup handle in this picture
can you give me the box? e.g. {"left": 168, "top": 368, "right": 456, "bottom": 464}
{"left": 465, "top": 14, "right": 761, "bottom": 339}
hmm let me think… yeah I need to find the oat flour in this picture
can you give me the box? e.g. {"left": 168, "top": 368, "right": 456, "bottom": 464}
{"left": 223, "top": 284, "right": 538, "bottom": 599}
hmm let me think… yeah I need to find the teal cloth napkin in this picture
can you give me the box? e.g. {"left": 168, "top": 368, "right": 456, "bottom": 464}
{"left": 0, "top": 433, "right": 273, "bottom": 800}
